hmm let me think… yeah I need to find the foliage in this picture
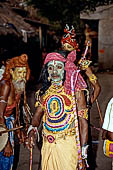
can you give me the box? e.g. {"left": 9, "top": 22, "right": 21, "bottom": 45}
{"left": 26, "top": 0, "right": 113, "bottom": 32}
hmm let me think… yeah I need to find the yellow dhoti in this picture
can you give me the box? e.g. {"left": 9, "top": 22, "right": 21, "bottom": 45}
{"left": 41, "top": 130, "right": 78, "bottom": 170}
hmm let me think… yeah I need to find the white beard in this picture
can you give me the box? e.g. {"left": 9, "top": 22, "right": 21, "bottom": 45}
{"left": 12, "top": 79, "right": 26, "bottom": 94}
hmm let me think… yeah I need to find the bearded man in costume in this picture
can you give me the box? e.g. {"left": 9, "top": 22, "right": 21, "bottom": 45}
{"left": 27, "top": 50, "right": 89, "bottom": 170}
{"left": 0, "top": 54, "right": 30, "bottom": 170}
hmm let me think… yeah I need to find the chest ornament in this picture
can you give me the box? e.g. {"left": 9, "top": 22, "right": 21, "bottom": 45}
{"left": 43, "top": 85, "right": 74, "bottom": 133}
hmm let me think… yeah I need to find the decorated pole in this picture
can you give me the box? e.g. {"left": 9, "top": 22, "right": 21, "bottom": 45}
{"left": 78, "top": 41, "right": 90, "bottom": 68}
{"left": 71, "top": 70, "right": 83, "bottom": 170}
{"left": 83, "top": 41, "right": 90, "bottom": 59}
{"left": 30, "top": 147, "right": 33, "bottom": 170}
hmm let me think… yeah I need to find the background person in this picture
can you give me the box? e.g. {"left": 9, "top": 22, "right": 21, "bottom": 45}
{"left": 0, "top": 54, "right": 30, "bottom": 170}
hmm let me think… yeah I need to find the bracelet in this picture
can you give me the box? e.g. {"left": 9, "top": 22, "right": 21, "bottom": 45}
{"left": 82, "top": 144, "right": 89, "bottom": 168}
{"left": 81, "top": 144, "right": 89, "bottom": 159}
{"left": 27, "top": 125, "right": 40, "bottom": 142}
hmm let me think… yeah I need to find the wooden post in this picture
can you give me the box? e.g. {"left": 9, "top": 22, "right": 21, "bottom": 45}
{"left": 111, "top": 158, "right": 113, "bottom": 170}
{"left": 39, "top": 26, "right": 42, "bottom": 49}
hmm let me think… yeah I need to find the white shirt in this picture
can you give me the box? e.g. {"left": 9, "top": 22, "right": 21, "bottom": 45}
{"left": 102, "top": 98, "right": 113, "bottom": 132}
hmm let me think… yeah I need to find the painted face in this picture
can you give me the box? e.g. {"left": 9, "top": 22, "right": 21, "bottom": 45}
{"left": 11, "top": 67, "right": 27, "bottom": 82}
{"left": 62, "top": 42, "right": 75, "bottom": 51}
{"left": 11, "top": 67, "right": 27, "bottom": 94}
{"left": 47, "top": 60, "right": 64, "bottom": 82}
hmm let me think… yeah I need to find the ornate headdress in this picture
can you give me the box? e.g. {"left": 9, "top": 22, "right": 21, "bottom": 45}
{"left": 3, "top": 54, "right": 30, "bottom": 81}
{"left": 61, "top": 24, "right": 79, "bottom": 51}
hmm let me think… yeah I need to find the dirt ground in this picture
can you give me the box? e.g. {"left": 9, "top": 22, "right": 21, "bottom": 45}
{"left": 16, "top": 71, "right": 113, "bottom": 170}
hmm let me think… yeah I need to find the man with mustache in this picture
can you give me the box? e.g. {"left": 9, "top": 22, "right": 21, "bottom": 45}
{"left": 0, "top": 54, "right": 30, "bottom": 170}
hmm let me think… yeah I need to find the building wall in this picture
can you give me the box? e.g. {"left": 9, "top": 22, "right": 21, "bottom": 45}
{"left": 80, "top": 4, "right": 113, "bottom": 69}
{"left": 99, "top": 17, "right": 113, "bottom": 69}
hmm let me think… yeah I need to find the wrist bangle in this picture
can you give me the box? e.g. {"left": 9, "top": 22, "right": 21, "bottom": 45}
{"left": 81, "top": 144, "right": 89, "bottom": 159}
{"left": 82, "top": 144, "right": 89, "bottom": 167}
{"left": 27, "top": 125, "right": 37, "bottom": 134}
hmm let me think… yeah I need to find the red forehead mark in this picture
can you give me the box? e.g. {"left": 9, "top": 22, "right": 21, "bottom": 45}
{"left": 53, "top": 60, "right": 56, "bottom": 65}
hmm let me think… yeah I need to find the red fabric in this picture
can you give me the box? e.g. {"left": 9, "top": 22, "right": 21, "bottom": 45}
{"left": 44, "top": 52, "right": 66, "bottom": 65}
{"left": 5, "top": 102, "right": 16, "bottom": 112}
{"left": 44, "top": 51, "right": 87, "bottom": 94}
{"left": 64, "top": 51, "right": 87, "bottom": 94}
{"left": 4, "top": 94, "right": 20, "bottom": 116}
{"left": 61, "top": 95, "right": 71, "bottom": 106}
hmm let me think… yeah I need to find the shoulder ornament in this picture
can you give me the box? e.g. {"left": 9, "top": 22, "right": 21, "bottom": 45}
{"left": 35, "top": 90, "right": 43, "bottom": 108}
{"left": 78, "top": 59, "right": 92, "bottom": 70}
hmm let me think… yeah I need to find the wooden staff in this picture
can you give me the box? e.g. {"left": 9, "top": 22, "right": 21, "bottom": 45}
{"left": 0, "top": 126, "right": 23, "bottom": 136}
{"left": 91, "top": 87, "right": 103, "bottom": 127}
{"left": 95, "top": 99, "right": 103, "bottom": 127}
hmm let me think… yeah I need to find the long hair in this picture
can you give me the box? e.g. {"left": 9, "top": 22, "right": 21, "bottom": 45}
{"left": 38, "top": 50, "right": 67, "bottom": 96}
{"left": 38, "top": 64, "right": 51, "bottom": 96}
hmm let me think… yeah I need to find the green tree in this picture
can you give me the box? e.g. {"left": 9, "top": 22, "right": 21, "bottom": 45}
{"left": 26, "top": 0, "right": 113, "bottom": 31}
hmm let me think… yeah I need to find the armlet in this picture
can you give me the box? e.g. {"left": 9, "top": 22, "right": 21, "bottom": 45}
{"left": 78, "top": 108, "right": 88, "bottom": 120}
{"left": 35, "top": 90, "right": 43, "bottom": 109}
{"left": 89, "top": 74, "right": 97, "bottom": 83}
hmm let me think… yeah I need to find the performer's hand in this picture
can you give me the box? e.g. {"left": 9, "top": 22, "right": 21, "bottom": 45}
{"left": 102, "top": 130, "right": 113, "bottom": 141}
{"left": 26, "top": 130, "right": 36, "bottom": 150}
{"left": 82, "top": 159, "right": 87, "bottom": 170}
{"left": 16, "top": 129, "right": 25, "bottom": 144}
{"left": 102, "top": 129, "right": 107, "bottom": 140}
{"left": 77, "top": 161, "right": 87, "bottom": 170}
{"left": 3, "top": 140, "right": 13, "bottom": 157}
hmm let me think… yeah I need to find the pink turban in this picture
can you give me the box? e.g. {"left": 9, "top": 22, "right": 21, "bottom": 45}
{"left": 44, "top": 51, "right": 87, "bottom": 94}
